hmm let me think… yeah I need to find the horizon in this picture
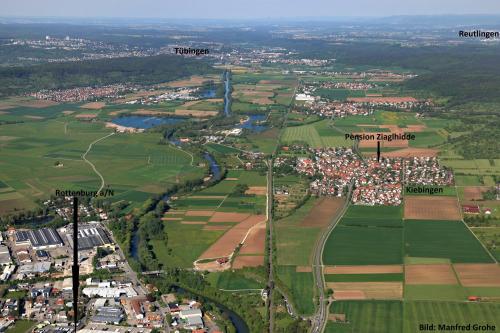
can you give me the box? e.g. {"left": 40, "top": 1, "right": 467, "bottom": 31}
{"left": 3, "top": 0, "right": 500, "bottom": 19}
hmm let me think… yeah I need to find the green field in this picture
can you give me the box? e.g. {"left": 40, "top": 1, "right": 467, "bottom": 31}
{"left": 323, "top": 225, "right": 403, "bottom": 265}
{"left": 403, "top": 301, "right": 500, "bottom": 333}
{"left": 326, "top": 301, "right": 403, "bottom": 333}
{"left": 325, "top": 273, "right": 404, "bottom": 282}
{"left": 404, "top": 285, "right": 467, "bottom": 301}
{"left": 281, "top": 120, "right": 348, "bottom": 148}
{"left": 152, "top": 221, "right": 225, "bottom": 268}
{"left": 325, "top": 301, "right": 500, "bottom": 333}
{"left": 0, "top": 120, "right": 203, "bottom": 214}
{"left": 276, "top": 265, "right": 315, "bottom": 316}
{"left": 5, "top": 320, "right": 36, "bottom": 333}
{"left": 275, "top": 198, "right": 322, "bottom": 266}
{"left": 404, "top": 185, "right": 457, "bottom": 196}
{"left": 404, "top": 220, "right": 494, "bottom": 263}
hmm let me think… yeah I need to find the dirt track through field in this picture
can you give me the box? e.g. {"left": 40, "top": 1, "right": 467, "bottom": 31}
{"left": 239, "top": 224, "right": 266, "bottom": 254}
{"left": 199, "top": 215, "right": 266, "bottom": 259}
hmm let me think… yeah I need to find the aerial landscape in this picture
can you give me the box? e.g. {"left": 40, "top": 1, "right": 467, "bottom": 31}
{"left": 0, "top": 0, "right": 499, "bottom": 332}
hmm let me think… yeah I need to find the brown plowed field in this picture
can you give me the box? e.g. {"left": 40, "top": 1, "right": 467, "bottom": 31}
{"left": 296, "top": 266, "right": 313, "bottom": 273}
{"left": 333, "top": 290, "right": 366, "bottom": 300}
{"left": 404, "top": 196, "right": 462, "bottom": 220}
{"left": 175, "top": 110, "right": 218, "bottom": 117}
{"left": 232, "top": 255, "right": 264, "bottom": 269}
{"left": 348, "top": 97, "right": 417, "bottom": 103}
{"left": 199, "top": 215, "right": 265, "bottom": 259}
{"left": 324, "top": 265, "right": 403, "bottom": 274}
{"left": 18, "top": 99, "right": 59, "bottom": 108}
{"left": 463, "top": 187, "right": 489, "bottom": 201}
{"left": 239, "top": 224, "right": 266, "bottom": 255}
{"left": 80, "top": 102, "right": 105, "bottom": 109}
{"left": 185, "top": 210, "right": 214, "bottom": 217}
{"left": 245, "top": 186, "right": 267, "bottom": 196}
{"left": 209, "top": 212, "right": 250, "bottom": 223}
{"left": 358, "top": 135, "right": 409, "bottom": 148}
{"left": 328, "top": 282, "right": 403, "bottom": 299}
{"left": 365, "top": 147, "right": 438, "bottom": 158}
{"left": 405, "top": 264, "right": 458, "bottom": 285}
{"left": 75, "top": 114, "right": 98, "bottom": 119}
{"left": 300, "top": 197, "right": 345, "bottom": 227}
{"left": 454, "top": 264, "right": 500, "bottom": 286}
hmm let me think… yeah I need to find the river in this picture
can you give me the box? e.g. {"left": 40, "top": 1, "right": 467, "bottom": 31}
{"left": 172, "top": 286, "right": 249, "bottom": 333}
{"left": 223, "top": 70, "right": 231, "bottom": 116}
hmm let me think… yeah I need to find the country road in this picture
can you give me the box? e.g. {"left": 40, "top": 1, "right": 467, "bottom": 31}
{"left": 266, "top": 159, "right": 275, "bottom": 332}
{"left": 82, "top": 132, "right": 115, "bottom": 195}
{"left": 311, "top": 183, "right": 353, "bottom": 333}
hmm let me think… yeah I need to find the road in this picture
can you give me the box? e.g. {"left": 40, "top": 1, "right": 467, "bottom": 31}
{"left": 265, "top": 158, "right": 275, "bottom": 332}
{"left": 82, "top": 132, "right": 115, "bottom": 195}
{"left": 101, "top": 223, "right": 146, "bottom": 296}
{"left": 311, "top": 184, "right": 353, "bottom": 333}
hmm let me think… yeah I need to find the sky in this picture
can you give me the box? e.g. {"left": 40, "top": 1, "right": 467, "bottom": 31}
{"left": 3, "top": 0, "right": 500, "bottom": 19}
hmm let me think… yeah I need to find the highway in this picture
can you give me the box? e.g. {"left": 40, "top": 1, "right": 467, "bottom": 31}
{"left": 311, "top": 183, "right": 353, "bottom": 333}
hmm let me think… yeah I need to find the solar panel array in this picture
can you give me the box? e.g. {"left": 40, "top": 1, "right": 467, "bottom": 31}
{"left": 15, "top": 228, "right": 63, "bottom": 248}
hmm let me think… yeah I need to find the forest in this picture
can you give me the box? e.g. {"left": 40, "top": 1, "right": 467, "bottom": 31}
{"left": 0, "top": 54, "right": 216, "bottom": 96}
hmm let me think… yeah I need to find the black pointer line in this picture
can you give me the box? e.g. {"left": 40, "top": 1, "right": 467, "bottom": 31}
{"left": 72, "top": 197, "right": 79, "bottom": 333}
{"left": 377, "top": 141, "right": 381, "bottom": 162}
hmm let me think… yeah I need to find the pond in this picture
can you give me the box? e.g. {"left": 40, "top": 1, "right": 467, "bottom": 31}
{"left": 237, "top": 114, "right": 268, "bottom": 133}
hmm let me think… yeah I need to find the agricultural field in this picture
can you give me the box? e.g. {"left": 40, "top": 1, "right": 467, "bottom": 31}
{"left": 231, "top": 72, "right": 297, "bottom": 114}
{"left": 404, "top": 220, "right": 494, "bottom": 263}
{"left": 441, "top": 158, "right": 500, "bottom": 186}
{"left": 275, "top": 265, "right": 315, "bottom": 316}
{"left": 326, "top": 300, "right": 500, "bottom": 333}
{"left": 281, "top": 119, "right": 348, "bottom": 148}
{"left": 323, "top": 205, "right": 404, "bottom": 265}
{"left": 403, "top": 301, "right": 500, "bottom": 333}
{"left": 326, "top": 301, "right": 403, "bottom": 333}
{"left": 0, "top": 119, "right": 200, "bottom": 214}
{"left": 153, "top": 169, "right": 268, "bottom": 270}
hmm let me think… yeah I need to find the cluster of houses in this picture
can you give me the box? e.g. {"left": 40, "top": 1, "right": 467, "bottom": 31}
{"left": 30, "top": 84, "right": 131, "bottom": 102}
{"left": 125, "top": 87, "right": 202, "bottom": 105}
{"left": 306, "top": 100, "right": 371, "bottom": 118}
{"left": 403, "top": 157, "right": 454, "bottom": 185}
{"left": 291, "top": 148, "right": 454, "bottom": 206}
{"left": 319, "top": 81, "right": 376, "bottom": 90}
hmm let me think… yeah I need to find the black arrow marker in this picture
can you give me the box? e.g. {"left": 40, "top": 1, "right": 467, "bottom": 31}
{"left": 377, "top": 141, "right": 381, "bottom": 162}
{"left": 72, "top": 197, "right": 79, "bottom": 332}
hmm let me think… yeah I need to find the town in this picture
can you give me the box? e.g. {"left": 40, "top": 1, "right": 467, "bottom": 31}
{"left": 280, "top": 147, "right": 454, "bottom": 206}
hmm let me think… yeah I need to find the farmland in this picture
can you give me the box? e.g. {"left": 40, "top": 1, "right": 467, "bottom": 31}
{"left": 153, "top": 169, "right": 268, "bottom": 270}
{"left": 326, "top": 300, "right": 500, "bottom": 333}
{"left": 0, "top": 119, "right": 201, "bottom": 214}
{"left": 404, "top": 220, "right": 494, "bottom": 263}
{"left": 326, "top": 301, "right": 403, "bottom": 333}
